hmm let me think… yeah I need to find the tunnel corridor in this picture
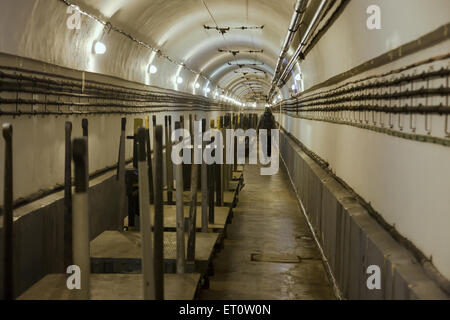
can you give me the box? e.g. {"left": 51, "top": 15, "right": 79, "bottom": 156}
{"left": 198, "top": 164, "right": 335, "bottom": 300}
{"left": 0, "top": 0, "right": 449, "bottom": 305}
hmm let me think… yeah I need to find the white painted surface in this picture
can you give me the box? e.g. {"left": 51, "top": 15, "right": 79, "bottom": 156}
{"left": 281, "top": 112, "right": 450, "bottom": 279}
{"left": 0, "top": 109, "right": 225, "bottom": 206}
{"left": 298, "top": 0, "right": 450, "bottom": 90}
{"left": 0, "top": 0, "right": 299, "bottom": 101}
{"left": 276, "top": 0, "right": 450, "bottom": 280}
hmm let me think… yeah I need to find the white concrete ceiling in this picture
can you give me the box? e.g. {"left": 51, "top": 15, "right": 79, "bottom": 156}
{"left": 70, "top": 0, "right": 297, "bottom": 100}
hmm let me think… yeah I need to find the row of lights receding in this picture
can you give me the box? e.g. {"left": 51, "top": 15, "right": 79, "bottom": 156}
{"left": 93, "top": 41, "right": 183, "bottom": 83}
{"left": 93, "top": 41, "right": 243, "bottom": 106}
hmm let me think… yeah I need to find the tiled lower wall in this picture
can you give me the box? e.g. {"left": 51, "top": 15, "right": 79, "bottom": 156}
{"left": 279, "top": 131, "right": 448, "bottom": 300}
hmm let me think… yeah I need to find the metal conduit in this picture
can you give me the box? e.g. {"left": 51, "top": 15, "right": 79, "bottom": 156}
{"left": 272, "top": 0, "right": 308, "bottom": 86}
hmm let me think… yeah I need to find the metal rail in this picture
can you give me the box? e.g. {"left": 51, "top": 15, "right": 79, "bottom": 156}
{"left": 0, "top": 66, "right": 239, "bottom": 116}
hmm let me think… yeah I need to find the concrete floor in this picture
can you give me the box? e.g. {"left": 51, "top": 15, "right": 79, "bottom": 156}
{"left": 199, "top": 164, "right": 335, "bottom": 300}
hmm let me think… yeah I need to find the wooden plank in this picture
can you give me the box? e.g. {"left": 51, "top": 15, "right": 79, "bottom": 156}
{"left": 164, "top": 190, "right": 235, "bottom": 206}
{"left": 18, "top": 273, "right": 200, "bottom": 300}
{"left": 147, "top": 205, "right": 230, "bottom": 230}
{"left": 91, "top": 231, "right": 218, "bottom": 263}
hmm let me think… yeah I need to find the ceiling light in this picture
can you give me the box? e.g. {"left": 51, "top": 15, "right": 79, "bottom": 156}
{"left": 176, "top": 77, "right": 183, "bottom": 84}
{"left": 295, "top": 74, "right": 301, "bottom": 81}
{"left": 93, "top": 41, "right": 106, "bottom": 55}
{"left": 195, "top": 83, "right": 200, "bottom": 89}
{"left": 291, "top": 84, "right": 296, "bottom": 91}
{"left": 149, "top": 65, "right": 158, "bottom": 74}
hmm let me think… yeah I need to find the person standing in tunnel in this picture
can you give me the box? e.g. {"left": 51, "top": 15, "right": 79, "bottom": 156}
{"left": 258, "top": 107, "right": 276, "bottom": 158}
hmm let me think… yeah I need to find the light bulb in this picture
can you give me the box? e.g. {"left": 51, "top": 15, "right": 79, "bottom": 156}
{"left": 149, "top": 65, "right": 157, "bottom": 74}
{"left": 93, "top": 41, "right": 106, "bottom": 55}
{"left": 176, "top": 77, "right": 183, "bottom": 84}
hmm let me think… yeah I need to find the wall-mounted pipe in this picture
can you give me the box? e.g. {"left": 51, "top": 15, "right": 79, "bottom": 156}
{"left": 272, "top": 0, "right": 308, "bottom": 88}
{"left": 270, "top": 0, "right": 330, "bottom": 99}
{"left": 278, "top": 0, "right": 330, "bottom": 86}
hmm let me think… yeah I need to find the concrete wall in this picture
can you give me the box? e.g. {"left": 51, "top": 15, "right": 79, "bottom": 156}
{"left": 282, "top": 0, "right": 450, "bottom": 94}
{"left": 0, "top": 106, "right": 228, "bottom": 299}
{"left": 0, "top": 0, "right": 204, "bottom": 96}
{"left": 277, "top": 0, "right": 450, "bottom": 284}
{"left": 0, "top": 0, "right": 249, "bottom": 102}
{"left": 0, "top": 110, "right": 226, "bottom": 206}
{"left": 280, "top": 131, "right": 448, "bottom": 299}
{"left": 0, "top": 51, "right": 230, "bottom": 206}
{"left": 0, "top": 170, "right": 123, "bottom": 299}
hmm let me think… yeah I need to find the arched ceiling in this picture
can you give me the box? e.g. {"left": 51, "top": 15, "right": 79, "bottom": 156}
{"left": 70, "top": 0, "right": 297, "bottom": 102}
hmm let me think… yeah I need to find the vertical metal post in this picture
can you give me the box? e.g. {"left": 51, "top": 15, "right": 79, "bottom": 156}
{"left": 180, "top": 116, "right": 184, "bottom": 129}
{"left": 224, "top": 115, "right": 230, "bottom": 192}
{"left": 222, "top": 120, "right": 227, "bottom": 196}
{"left": 220, "top": 117, "right": 224, "bottom": 205}
{"left": 137, "top": 128, "right": 156, "bottom": 300}
{"left": 174, "top": 122, "right": 185, "bottom": 274}
{"left": 64, "top": 121, "right": 73, "bottom": 268}
{"left": 2, "top": 124, "right": 13, "bottom": 300}
{"left": 187, "top": 126, "right": 199, "bottom": 262}
{"left": 165, "top": 116, "right": 173, "bottom": 204}
{"left": 209, "top": 136, "right": 216, "bottom": 224}
{"left": 232, "top": 114, "right": 237, "bottom": 173}
{"left": 201, "top": 119, "right": 208, "bottom": 233}
{"left": 72, "top": 138, "right": 90, "bottom": 300}
{"left": 152, "top": 125, "right": 164, "bottom": 300}
{"left": 215, "top": 143, "right": 222, "bottom": 207}
{"left": 82, "top": 119, "right": 89, "bottom": 186}
{"left": 189, "top": 114, "right": 193, "bottom": 139}
{"left": 167, "top": 116, "right": 174, "bottom": 204}
{"left": 145, "top": 129, "right": 154, "bottom": 204}
{"left": 117, "top": 118, "right": 126, "bottom": 230}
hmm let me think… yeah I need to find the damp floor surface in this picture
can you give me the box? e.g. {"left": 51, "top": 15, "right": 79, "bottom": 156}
{"left": 198, "top": 164, "right": 335, "bottom": 300}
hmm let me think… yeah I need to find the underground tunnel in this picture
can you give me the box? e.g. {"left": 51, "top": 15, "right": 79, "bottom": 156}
{"left": 0, "top": 0, "right": 449, "bottom": 306}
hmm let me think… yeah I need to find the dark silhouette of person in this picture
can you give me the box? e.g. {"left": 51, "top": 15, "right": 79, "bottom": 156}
{"left": 258, "top": 107, "right": 276, "bottom": 157}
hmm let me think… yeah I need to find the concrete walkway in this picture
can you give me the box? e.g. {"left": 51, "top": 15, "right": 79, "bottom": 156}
{"left": 199, "top": 164, "right": 335, "bottom": 300}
